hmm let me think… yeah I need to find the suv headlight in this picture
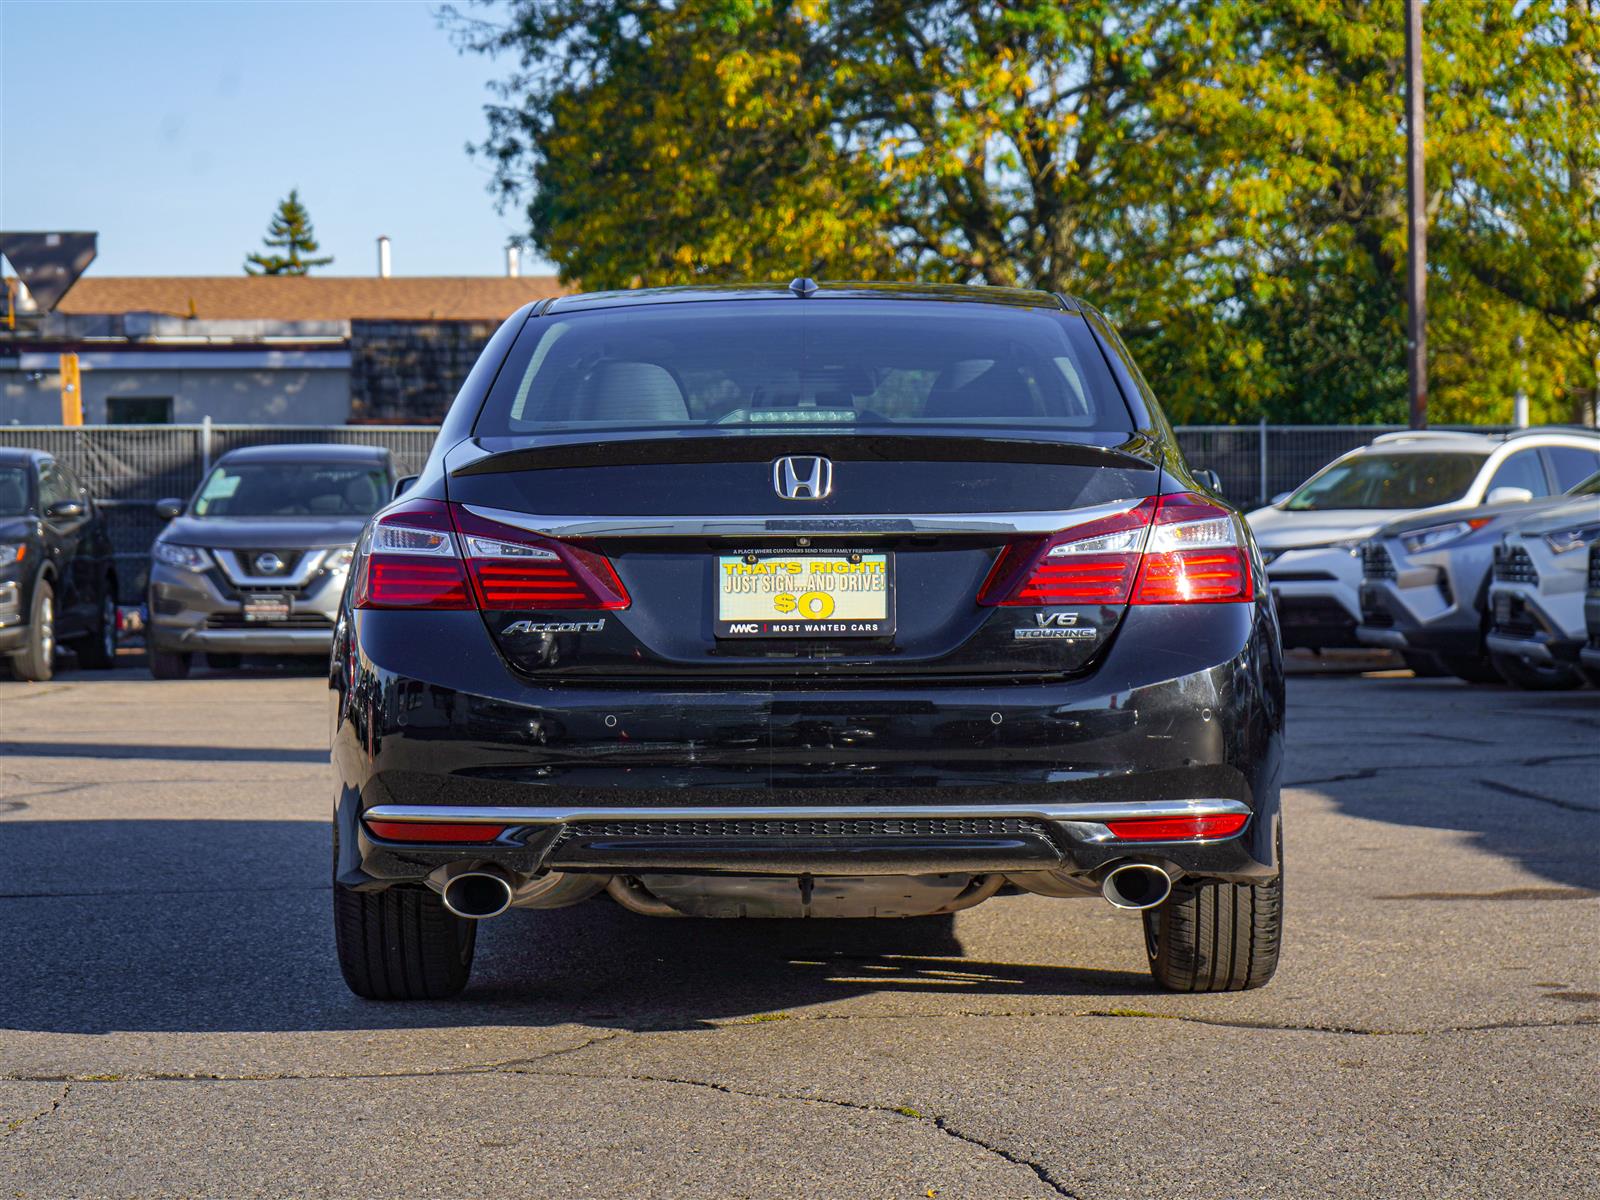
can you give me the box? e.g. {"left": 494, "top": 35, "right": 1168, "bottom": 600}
{"left": 153, "top": 542, "right": 210, "bottom": 572}
{"left": 1400, "top": 518, "right": 1490, "bottom": 554}
{"left": 0, "top": 543, "right": 24, "bottom": 568}
{"left": 324, "top": 545, "right": 356, "bottom": 574}
{"left": 1543, "top": 523, "right": 1600, "bottom": 555}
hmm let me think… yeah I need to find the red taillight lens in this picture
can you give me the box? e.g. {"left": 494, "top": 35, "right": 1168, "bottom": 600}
{"left": 977, "top": 493, "right": 1252, "bottom": 608}
{"left": 1102, "top": 813, "right": 1249, "bottom": 840}
{"left": 364, "top": 820, "right": 507, "bottom": 843}
{"left": 1130, "top": 493, "right": 1251, "bottom": 604}
{"left": 355, "top": 499, "right": 473, "bottom": 610}
{"left": 450, "top": 506, "right": 630, "bottom": 610}
{"left": 978, "top": 499, "right": 1156, "bottom": 606}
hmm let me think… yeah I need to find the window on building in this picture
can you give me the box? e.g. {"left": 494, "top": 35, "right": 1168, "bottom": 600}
{"left": 107, "top": 396, "right": 174, "bottom": 425}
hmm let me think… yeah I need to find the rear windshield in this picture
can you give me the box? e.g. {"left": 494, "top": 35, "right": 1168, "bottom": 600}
{"left": 0, "top": 468, "right": 28, "bottom": 516}
{"left": 191, "top": 463, "right": 387, "bottom": 518}
{"left": 1284, "top": 452, "right": 1487, "bottom": 511}
{"left": 474, "top": 300, "right": 1133, "bottom": 435}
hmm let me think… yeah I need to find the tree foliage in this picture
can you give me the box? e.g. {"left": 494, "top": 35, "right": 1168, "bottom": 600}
{"left": 244, "top": 188, "right": 334, "bottom": 276}
{"left": 445, "top": 0, "right": 1600, "bottom": 424}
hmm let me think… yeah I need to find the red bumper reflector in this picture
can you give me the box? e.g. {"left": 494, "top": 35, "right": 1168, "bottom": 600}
{"left": 364, "top": 820, "right": 507, "bottom": 843}
{"left": 1102, "top": 813, "right": 1249, "bottom": 841}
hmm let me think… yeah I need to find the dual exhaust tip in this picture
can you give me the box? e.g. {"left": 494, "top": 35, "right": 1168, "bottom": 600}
{"left": 1099, "top": 862, "right": 1173, "bottom": 911}
{"left": 442, "top": 861, "right": 1173, "bottom": 919}
{"left": 441, "top": 869, "right": 514, "bottom": 920}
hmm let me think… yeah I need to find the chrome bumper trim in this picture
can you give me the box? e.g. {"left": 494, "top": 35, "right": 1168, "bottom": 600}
{"left": 362, "top": 798, "right": 1253, "bottom": 826}
{"left": 1486, "top": 633, "right": 1555, "bottom": 662}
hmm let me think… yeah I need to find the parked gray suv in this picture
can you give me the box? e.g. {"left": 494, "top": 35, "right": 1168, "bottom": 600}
{"left": 146, "top": 444, "right": 395, "bottom": 678}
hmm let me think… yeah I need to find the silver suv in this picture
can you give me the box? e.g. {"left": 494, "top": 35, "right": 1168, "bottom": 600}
{"left": 1357, "top": 468, "right": 1600, "bottom": 682}
{"left": 1485, "top": 492, "right": 1600, "bottom": 689}
{"left": 147, "top": 444, "right": 395, "bottom": 678}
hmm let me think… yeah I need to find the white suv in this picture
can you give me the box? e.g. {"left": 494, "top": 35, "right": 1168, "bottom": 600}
{"left": 1247, "top": 429, "right": 1600, "bottom": 651}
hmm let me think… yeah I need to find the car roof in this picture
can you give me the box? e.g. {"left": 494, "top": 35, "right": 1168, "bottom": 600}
{"left": 1368, "top": 427, "right": 1600, "bottom": 451}
{"left": 0, "top": 447, "right": 49, "bottom": 468}
{"left": 545, "top": 279, "right": 1072, "bottom": 315}
{"left": 215, "top": 443, "right": 392, "bottom": 466}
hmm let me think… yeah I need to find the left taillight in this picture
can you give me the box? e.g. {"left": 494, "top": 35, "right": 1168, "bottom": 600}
{"left": 353, "top": 499, "right": 472, "bottom": 610}
{"left": 354, "top": 500, "right": 632, "bottom": 612}
{"left": 451, "top": 506, "right": 630, "bottom": 610}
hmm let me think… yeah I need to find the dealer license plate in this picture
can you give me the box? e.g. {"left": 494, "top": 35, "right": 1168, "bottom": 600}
{"left": 242, "top": 593, "right": 292, "bottom": 623}
{"left": 715, "top": 551, "right": 893, "bottom": 638}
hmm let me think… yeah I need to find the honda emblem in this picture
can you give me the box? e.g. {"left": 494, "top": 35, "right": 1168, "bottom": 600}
{"left": 772, "top": 456, "right": 833, "bottom": 501}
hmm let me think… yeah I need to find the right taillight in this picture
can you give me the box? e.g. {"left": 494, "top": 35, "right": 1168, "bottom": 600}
{"left": 1130, "top": 493, "right": 1251, "bottom": 604}
{"left": 977, "top": 492, "right": 1251, "bottom": 607}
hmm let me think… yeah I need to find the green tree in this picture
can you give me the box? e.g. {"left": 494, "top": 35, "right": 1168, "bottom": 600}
{"left": 244, "top": 188, "right": 334, "bottom": 276}
{"left": 446, "top": 0, "right": 1600, "bottom": 424}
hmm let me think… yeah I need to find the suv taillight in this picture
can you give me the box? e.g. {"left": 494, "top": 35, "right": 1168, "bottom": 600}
{"left": 353, "top": 499, "right": 630, "bottom": 611}
{"left": 977, "top": 493, "right": 1250, "bottom": 607}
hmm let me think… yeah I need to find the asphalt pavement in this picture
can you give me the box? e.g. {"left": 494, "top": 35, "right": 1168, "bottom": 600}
{"left": 1, "top": 659, "right": 1596, "bottom": 1198}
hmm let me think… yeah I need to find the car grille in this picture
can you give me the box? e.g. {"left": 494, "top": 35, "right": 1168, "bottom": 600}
{"left": 558, "top": 817, "right": 1045, "bottom": 840}
{"left": 1493, "top": 543, "right": 1538, "bottom": 585}
{"left": 204, "top": 613, "right": 333, "bottom": 630}
{"left": 1588, "top": 545, "right": 1600, "bottom": 597}
{"left": 1362, "top": 542, "right": 1396, "bottom": 580}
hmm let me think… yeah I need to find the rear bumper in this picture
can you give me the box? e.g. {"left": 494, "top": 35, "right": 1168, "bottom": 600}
{"left": 333, "top": 601, "right": 1286, "bottom": 889}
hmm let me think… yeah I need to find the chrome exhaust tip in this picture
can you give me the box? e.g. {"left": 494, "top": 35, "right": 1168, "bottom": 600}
{"left": 441, "top": 869, "right": 514, "bottom": 920}
{"left": 1100, "top": 863, "right": 1173, "bottom": 911}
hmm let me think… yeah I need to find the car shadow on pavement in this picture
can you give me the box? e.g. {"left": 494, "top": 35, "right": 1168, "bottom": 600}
{"left": 0, "top": 740, "right": 327, "bottom": 763}
{"left": 0, "top": 818, "right": 1153, "bottom": 1036}
{"left": 1285, "top": 681, "right": 1600, "bottom": 893}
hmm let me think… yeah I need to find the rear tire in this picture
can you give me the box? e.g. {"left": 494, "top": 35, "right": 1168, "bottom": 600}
{"left": 1401, "top": 651, "right": 1448, "bottom": 677}
{"left": 71, "top": 589, "right": 118, "bottom": 670}
{"left": 1489, "top": 652, "right": 1584, "bottom": 691}
{"left": 10, "top": 581, "right": 55, "bottom": 682}
{"left": 1143, "top": 873, "right": 1282, "bottom": 992}
{"left": 1438, "top": 653, "right": 1504, "bottom": 685}
{"left": 333, "top": 882, "right": 476, "bottom": 1000}
{"left": 148, "top": 649, "right": 191, "bottom": 679}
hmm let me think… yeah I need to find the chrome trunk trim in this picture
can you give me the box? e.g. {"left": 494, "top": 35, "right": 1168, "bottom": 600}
{"left": 459, "top": 498, "right": 1148, "bottom": 540}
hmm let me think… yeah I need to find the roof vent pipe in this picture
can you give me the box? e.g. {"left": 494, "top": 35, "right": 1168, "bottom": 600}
{"left": 377, "top": 236, "right": 392, "bottom": 279}
{"left": 506, "top": 245, "right": 520, "bottom": 278}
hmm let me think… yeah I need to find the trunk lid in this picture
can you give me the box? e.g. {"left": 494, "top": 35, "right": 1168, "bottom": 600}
{"left": 444, "top": 432, "right": 1163, "bottom": 680}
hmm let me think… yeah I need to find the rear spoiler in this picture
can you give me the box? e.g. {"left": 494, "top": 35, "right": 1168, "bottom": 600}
{"left": 451, "top": 432, "right": 1158, "bottom": 477}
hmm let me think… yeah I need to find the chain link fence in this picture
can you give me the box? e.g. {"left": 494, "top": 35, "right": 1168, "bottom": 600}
{"left": 0, "top": 421, "right": 1524, "bottom": 603}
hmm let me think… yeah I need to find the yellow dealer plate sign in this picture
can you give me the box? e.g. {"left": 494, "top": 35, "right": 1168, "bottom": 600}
{"left": 715, "top": 551, "right": 893, "bottom": 638}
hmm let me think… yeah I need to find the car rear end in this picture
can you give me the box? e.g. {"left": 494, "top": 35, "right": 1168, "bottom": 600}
{"left": 329, "top": 285, "right": 1285, "bottom": 998}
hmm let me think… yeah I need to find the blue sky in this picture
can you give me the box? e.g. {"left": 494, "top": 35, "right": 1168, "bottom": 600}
{"left": 0, "top": 0, "right": 550, "bottom": 277}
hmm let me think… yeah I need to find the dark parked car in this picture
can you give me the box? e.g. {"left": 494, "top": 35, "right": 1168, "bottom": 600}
{"left": 0, "top": 448, "right": 118, "bottom": 681}
{"left": 331, "top": 281, "right": 1285, "bottom": 1000}
{"left": 147, "top": 444, "right": 395, "bottom": 678}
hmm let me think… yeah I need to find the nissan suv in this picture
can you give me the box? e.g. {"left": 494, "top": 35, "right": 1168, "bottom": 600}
{"left": 148, "top": 443, "right": 395, "bottom": 678}
{"left": 331, "top": 282, "right": 1285, "bottom": 1000}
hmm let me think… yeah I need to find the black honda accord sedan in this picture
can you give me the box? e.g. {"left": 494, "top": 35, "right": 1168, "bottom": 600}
{"left": 331, "top": 281, "right": 1284, "bottom": 999}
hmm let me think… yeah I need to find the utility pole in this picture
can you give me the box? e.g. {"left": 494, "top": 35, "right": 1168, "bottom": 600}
{"left": 1404, "top": 0, "right": 1428, "bottom": 429}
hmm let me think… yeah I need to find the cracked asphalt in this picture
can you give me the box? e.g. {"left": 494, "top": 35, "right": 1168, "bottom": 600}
{"left": 1, "top": 661, "right": 1596, "bottom": 1198}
